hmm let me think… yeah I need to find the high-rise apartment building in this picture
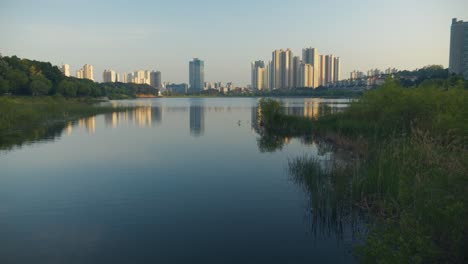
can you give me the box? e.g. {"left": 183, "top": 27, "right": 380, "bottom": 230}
{"left": 189, "top": 58, "right": 204, "bottom": 92}
{"left": 150, "top": 71, "right": 162, "bottom": 88}
{"left": 299, "top": 63, "right": 314, "bottom": 88}
{"left": 449, "top": 18, "right": 468, "bottom": 79}
{"left": 319, "top": 55, "right": 326, "bottom": 86}
{"left": 134, "top": 70, "right": 146, "bottom": 84}
{"left": 76, "top": 69, "right": 84, "bottom": 79}
{"left": 302, "top": 48, "right": 320, "bottom": 88}
{"left": 83, "top": 64, "right": 94, "bottom": 81}
{"left": 333, "top": 57, "right": 341, "bottom": 83}
{"left": 270, "top": 49, "right": 293, "bottom": 89}
{"left": 61, "top": 64, "right": 70, "bottom": 77}
{"left": 292, "top": 56, "right": 301, "bottom": 88}
{"left": 103, "top": 69, "right": 117, "bottom": 83}
{"left": 324, "top": 55, "right": 335, "bottom": 84}
{"left": 271, "top": 50, "right": 281, "bottom": 89}
{"left": 251, "top": 61, "right": 266, "bottom": 91}
{"left": 120, "top": 73, "right": 127, "bottom": 83}
{"left": 280, "top": 49, "right": 293, "bottom": 89}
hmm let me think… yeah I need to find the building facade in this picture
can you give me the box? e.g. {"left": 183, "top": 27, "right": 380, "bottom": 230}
{"left": 103, "top": 69, "right": 117, "bottom": 83}
{"left": 83, "top": 64, "right": 94, "bottom": 81}
{"left": 189, "top": 58, "right": 204, "bottom": 92}
{"left": 302, "top": 48, "right": 320, "bottom": 88}
{"left": 251, "top": 60, "right": 266, "bottom": 91}
{"left": 150, "top": 71, "right": 162, "bottom": 88}
{"left": 61, "top": 64, "right": 70, "bottom": 77}
{"left": 299, "top": 63, "right": 314, "bottom": 88}
{"left": 333, "top": 57, "right": 341, "bottom": 83}
{"left": 324, "top": 55, "right": 335, "bottom": 84}
{"left": 449, "top": 18, "right": 468, "bottom": 79}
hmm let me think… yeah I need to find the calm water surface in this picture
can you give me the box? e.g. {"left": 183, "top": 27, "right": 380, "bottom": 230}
{"left": 0, "top": 98, "right": 358, "bottom": 263}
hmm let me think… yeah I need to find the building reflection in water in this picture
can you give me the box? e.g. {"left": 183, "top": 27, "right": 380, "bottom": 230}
{"left": 65, "top": 122, "right": 73, "bottom": 136}
{"left": 190, "top": 104, "right": 205, "bottom": 137}
{"left": 78, "top": 116, "right": 96, "bottom": 135}
{"left": 104, "top": 105, "right": 163, "bottom": 129}
{"left": 133, "top": 107, "right": 152, "bottom": 128}
{"left": 283, "top": 99, "right": 342, "bottom": 120}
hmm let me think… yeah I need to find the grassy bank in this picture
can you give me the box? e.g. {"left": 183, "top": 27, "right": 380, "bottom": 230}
{"left": 259, "top": 79, "right": 468, "bottom": 263}
{"left": 0, "top": 96, "right": 131, "bottom": 150}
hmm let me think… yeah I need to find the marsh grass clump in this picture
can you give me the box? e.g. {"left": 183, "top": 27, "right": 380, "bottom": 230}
{"left": 269, "top": 78, "right": 467, "bottom": 263}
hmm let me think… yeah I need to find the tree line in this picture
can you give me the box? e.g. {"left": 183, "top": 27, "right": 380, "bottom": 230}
{"left": 0, "top": 55, "right": 158, "bottom": 99}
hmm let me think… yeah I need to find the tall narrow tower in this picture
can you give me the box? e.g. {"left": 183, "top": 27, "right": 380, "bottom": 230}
{"left": 449, "top": 18, "right": 468, "bottom": 79}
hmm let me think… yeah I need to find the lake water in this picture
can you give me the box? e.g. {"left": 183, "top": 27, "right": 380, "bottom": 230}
{"left": 0, "top": 97, "right": 358, "bottom": 263}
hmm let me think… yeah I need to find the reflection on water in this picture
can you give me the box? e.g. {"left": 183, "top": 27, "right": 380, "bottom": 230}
{"left": 252, "top": 97, "right": 364, "bottom": 244}
{"left": 1, "top": 98, "right": 360, "bottom": 263}
{"left": 283, "top": 98, "right": 348, "bottom": 119}
{"left": 190, "top": 104, "right": 205, "bottom": 137}
{"left": 78, "top": 116, "right": 96, "bottom": 134}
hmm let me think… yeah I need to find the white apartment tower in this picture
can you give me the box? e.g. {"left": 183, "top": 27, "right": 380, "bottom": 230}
{"left": 61, "top": 64, "right": 70, "bottom": 77}
{"left": 251, "top": 61, "right": 266, "bottom": 91}
{"left": 302, "top": 48, "right": 320, "bottom": 88}
{"left": 299, "top": 63, "right": 314, "bottom": 88}
{"left": 83, "top": 64, "right": 94, "bottom": 81}
{"left": 103, "top": 69, "right": 117, "bottom": 83}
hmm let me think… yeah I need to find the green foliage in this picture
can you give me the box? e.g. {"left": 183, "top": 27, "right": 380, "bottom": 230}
{"left": 0, "top": 96, "right": 133, "bottom": 150}
{"left": 263, "top": 78, "right": 467, "bottom": 262}
{"left": 258, "top": 98, "right": 314, "bottom": 136}
{"left": 29, "top": 74, "right": 52, "bottom": 95}
{"left": 58, "top": 79, "right": 78, "bottom": 97}
{"left": 315, "top": 78, "right": 467, "bottom": 141}
{"left": 0, "top": 55, "right": 157, "bottom": 98}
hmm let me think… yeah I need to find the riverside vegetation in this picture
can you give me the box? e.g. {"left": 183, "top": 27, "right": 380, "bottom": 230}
{"left": 0, "top": 96, "right": 133, "bottom": 150}
{"left": 0, "top": 54, "right": 153, "bottom": 149}
{"left": 259, "top": 77, "right": 467, "bottom": 263}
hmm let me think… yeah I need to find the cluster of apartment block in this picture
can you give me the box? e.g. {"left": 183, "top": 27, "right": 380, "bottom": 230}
{"left": 102, "top": 69, "right": 162, "bottom": 88}
{"left": 251, "top": 48, "right": 341, "bottom": 91}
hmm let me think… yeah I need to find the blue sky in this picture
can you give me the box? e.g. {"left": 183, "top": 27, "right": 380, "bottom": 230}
{"left": 0, "top": 0, "right": 467, "bottom": 85}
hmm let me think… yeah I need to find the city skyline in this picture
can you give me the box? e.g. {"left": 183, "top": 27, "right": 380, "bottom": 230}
{"left": 0, "top": 0, "right": 466, "bottom": 85}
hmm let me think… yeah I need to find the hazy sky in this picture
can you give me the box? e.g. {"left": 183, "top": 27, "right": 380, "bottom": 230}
{"left": 1, "top": 0, "right": 467, "bottom": 85}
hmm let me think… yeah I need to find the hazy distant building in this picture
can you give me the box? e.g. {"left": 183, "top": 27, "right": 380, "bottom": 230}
{"left": 189, "top": 58, "right": 204, "bottom": 92}
{"left": 302, "top": 48, "right": 320, "bottom": 87}
{"left": 166, "top": 83, "right": 188, "bottom": 94}
{"left": 333, "top": 57, "right": 341, "bottom": 83}
{"left": 127, "top": 73, "right": 134, "bottom": 83}
{"left": 270, "top": 49, "right": 293, "bottom": 89}
{"left": 83, "top": 64, "right": 94, "bottom": 81}
{"left": 299, "top": 63, "right": 314, "bottom": 88}
{"left": 61, "top": 64, "right": 70, "bottom": 77}
{"left": 150, "top": 71, "right": 162, "bottom": 88}
{"left": 134, "top": 70, "right": 146, "bottom": 84}
{"left": 319, "top": 55, "right": 326, "bottom": 86}
{"left": 251, "top": 60, "right": 266, "bottom": 91}
{"left": 292, "top": 56, "right": 301, "bottom": 88}
{"left": 76, "top": 69, "right": 84, "bottom": 79}
{"left": 120, "top": 73, "right": 127, "bottom": 83}
{"left": 324, "top": 55, "right": 335, "bottom": 84}
{"left": 144, "top": 70, "right": 151, "bottom": 85}
{"left": 449, "top": 18, "right": 468, "bottom": 79}
{"left": 103, "top": 69, "right": 117, "bottom": 83}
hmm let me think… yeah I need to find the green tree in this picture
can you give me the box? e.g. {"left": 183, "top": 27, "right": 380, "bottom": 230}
{"left": 30, "top": 75, "right": 52, "bottom": 95}
{"left": 57, "top": 79, "right": 77, "bottom": 97}
{"left": 0, "top": 76, "right": 11, "bottom": 94}
{"left": 5, "top": 69, "right": 29, "bottom": 94}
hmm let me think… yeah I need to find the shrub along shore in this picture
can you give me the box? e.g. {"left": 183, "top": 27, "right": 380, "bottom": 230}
{"left": 259, "top": 77, "right": 467, "bottom": 263}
